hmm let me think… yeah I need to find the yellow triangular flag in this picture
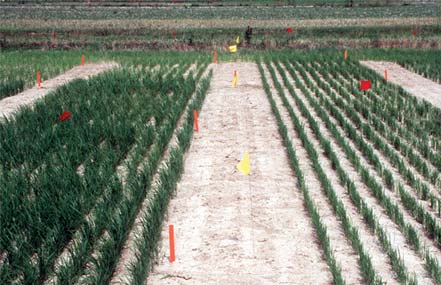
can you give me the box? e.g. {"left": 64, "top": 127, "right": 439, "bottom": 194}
{"left": 236, "top": 151, "right": 250, "bottom": 175}
{"left": 236, "top": 36, "right": 240, "bottom": 44}
{"left": 231, "top": 75, "right": 238, "bottom": 88}
{"left": 229, "top": 45, "right": 237, "bottom": 53}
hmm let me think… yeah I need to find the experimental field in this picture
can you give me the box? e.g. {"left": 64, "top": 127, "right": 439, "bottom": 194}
{"left": 1, "top": 1, "right": 441, "bottom": 284}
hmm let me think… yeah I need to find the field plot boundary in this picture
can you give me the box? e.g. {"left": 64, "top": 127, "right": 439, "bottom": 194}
{"left": 360, "top": 60, "right": 441, "bottom": 109}
{"left": 0, "top": 62, "right": 118, "bottom": 119}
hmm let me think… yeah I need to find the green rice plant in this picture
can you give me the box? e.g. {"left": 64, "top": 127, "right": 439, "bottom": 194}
{"left": 258, "top": 61, "right": 345, "bottom": 285}
{"left": 307, "top": 60, "right": 441, "bottom": 222}
{"left": 127, "top": 70, "right": 212, "bottom": 285}
{"left": 286, "top": 57, "right": 441, "bottom": 282}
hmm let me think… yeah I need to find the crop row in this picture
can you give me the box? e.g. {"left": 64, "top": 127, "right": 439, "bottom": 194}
{"left": 0, "top": 59, "right": 211, "bottom": 284}
{"left": 1, "top": 4, "right": 436, "bottom": 20}
{"left": 259, "top": 53, "right": 441, "bottom": 284}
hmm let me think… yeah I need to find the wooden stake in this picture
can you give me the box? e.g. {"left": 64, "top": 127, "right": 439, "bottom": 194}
{"left": 37, "top": 71, "right": 41, "bottom": 88}
{"left": 344, "top": 50, "right": 348, "bottom": 60}
{"left": 169, "top": 225, "right": 175, "bottom": 263}
{"left": 384, "top": 69, "right": 388, "bottom": 81}
{"left": 193, "top": 110, "right": 199, "bottom": 132}
{"left": 213, "top": 50, "right": 217, "bottom": 64}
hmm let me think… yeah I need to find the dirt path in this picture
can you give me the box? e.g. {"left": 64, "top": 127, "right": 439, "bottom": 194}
{"left": 147, "top": 62, "right": 332, "bottom": 284}
{"left": 360, "top": 61, "right": 441, "bottom": 109}
{"left": 0, "top": 62, "right": 118, "bottom": 119}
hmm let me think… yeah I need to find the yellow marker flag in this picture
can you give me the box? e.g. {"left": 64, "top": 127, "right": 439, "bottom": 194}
{"left": 236, "top": 36, "right": 240, "bottom": 44}
{"left": 236, "top": 151, "right": 250, "bottom": 175}
{"left": 231, "top": 75, "right": 238, "bottom": 88}
{"left": 229, "top": 45, "right": 237, "bottom": 53}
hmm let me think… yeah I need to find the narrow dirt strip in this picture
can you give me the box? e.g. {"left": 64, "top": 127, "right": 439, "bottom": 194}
{"left": 360, "top": 61, "right": 441, "bottom": 109}
{"left": 0, "top": 62, "right": 118, "bottom": 119}
{"left": 147, "top": 62, "right": 332, "bottom": 284}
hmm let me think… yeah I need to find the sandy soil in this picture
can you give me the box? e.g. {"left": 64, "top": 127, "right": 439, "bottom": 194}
{"left": 147, "top": 62, "right": 332, "bottom": 284}
{"left": 0, "top": 62, "right": 118, "bottom": 119}
{"left": 360, "top": 61, "right": 441, "bottom": 109}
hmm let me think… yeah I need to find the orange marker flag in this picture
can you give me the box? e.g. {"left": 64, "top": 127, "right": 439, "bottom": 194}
{"left": 81, "top": 54, "right": 85, "bottom": 66}
{"left": 193, "top": 110, "right": 199, "bottom": 132}
{"left": 37, "top": 71, "right": 41, "bottom": 88}
{"left": 169, "top": 225, "right": 175, "bottom": 263}
{"left": 213, "top": 50, "right": 217, "bottom": 63}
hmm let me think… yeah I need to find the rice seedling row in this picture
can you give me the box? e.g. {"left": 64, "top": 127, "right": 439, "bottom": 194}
{"left": 304, "top": 60, "right": 441, "bottom": 226}
{"left": 288, "top": 58, "right": 441, "bottom": 282}
{"left": 256, "top": 53, "right": 440, "bottom": 283}
{"left": 265, "top": 58, "right": 434, "bottom": 284}
{"left": 262, "top": 61, "right": 387, "bottom": 284}
{"left": 258, "top": 62, "right": 346, "bottom": 285}
{"left": 47, "top": 63, "right": 199, "bottom": 285}
{"left": 0, "top": 57, "right": 210, "bottom": 284}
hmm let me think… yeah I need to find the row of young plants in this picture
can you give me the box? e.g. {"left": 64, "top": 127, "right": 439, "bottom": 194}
{"left": 325, "top": 59, "right": 441, "bottom": 190}
{"left": 284, "top": 57, "right": 441, "bottom": 282}
{"left": 49, "top": 63, "right": 208, "bottom": 285}
{"left": 0, "top": 61, "right": 207, "bottom": 284}
{"left": 1, "top": 68, "right": 146, "bottom": 284}
{"left": 346, "top": 60, "right": 441, "bottom": 147}
{"left": 127, "top": 69, "right": 213, "bottom": 285}
{"left": 72, "top": 64, "right": 209, "bottom": 285}
{"left": 273, "top": 57, "right": 431, "bottom": 283}
{"left": 309, "top": 60, "right": 441, "bottom": 208}
{"left": 1, "top": 62, "right": 187, "bottom": 260}
{"left": 257, "top": 61, "right": 345, "bottom": 285}
{"left": 264, "top": 59, "right": 388, "bottom": 284}
{"left": 290, "top": 58, "right": 439, "bottom": 244}
{"left": 323, "top": 60, "right": 441, "bottom": 174}
{"left": 308, "top": 60, "right": 441, "bottom": 221}
{"left": 2, "top": 5, "right": 435, "bottom": 21}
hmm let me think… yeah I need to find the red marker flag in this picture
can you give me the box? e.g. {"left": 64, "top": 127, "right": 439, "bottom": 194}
{"left": 412, "top": 29, "right": 417, "bottom": 36}
{"left": 286, "top": 27, "right": 293, "bottom": 33}
{"left": 360, "top": 80, "right": 371, "bottom": 91}
{"left": 60, "top": 111, "right": 72, "bottom": 122}
{"left": 172, "top": 31, "right": 177, "bottom": 37}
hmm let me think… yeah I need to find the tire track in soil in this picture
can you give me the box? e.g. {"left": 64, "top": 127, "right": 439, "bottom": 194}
{"left": 147, "top": 62, "right": 332, "bottom": 284}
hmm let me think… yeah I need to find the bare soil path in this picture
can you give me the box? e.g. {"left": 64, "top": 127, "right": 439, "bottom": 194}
{"left": 0, "top": 62, "right": 118, "bottom": 119}
{"left": 147, "top": 62, "right": 332, "bottom": 284}
{"left": 360, "top": 61, "right": 441, "bottom": 109}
